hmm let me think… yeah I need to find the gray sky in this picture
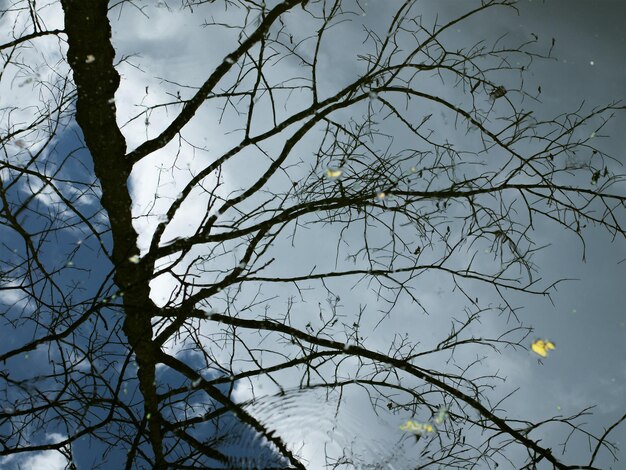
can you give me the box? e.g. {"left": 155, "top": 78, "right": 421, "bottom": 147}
{"left": 121, "top": 1, "right": 626, "bottom": 467}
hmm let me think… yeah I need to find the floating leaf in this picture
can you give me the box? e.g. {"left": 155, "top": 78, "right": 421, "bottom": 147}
{"left": 400, "top": 420, "right": 434, "bottom": 434}
{"left": 531, "top": 339, "right": 555, "bottom": 358}
{"left": 128, "top": 255, "right": 140, "bottom": 264}
{"left": 325, "top": 168, "right": 342, "bottom": 179}
{"left": 489, "top": 86, "right": 507, "bottom": 100}
{"left": 433, "top": 406, "right": 448, "bottom": 425}
{"left": 591, "top": 170, "right": 601, "bottom": 185}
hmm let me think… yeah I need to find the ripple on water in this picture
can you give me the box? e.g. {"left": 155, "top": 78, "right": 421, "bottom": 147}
{"left": 224, "top": 386, "right": 430, "bottom": 469}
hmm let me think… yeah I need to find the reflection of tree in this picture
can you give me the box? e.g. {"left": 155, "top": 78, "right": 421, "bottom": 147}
{"left": 1, "top": 0, "right": 625, "bottom": 468}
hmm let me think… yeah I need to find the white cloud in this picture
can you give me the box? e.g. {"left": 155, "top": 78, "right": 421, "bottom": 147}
{"left": 21, "top": 450, "right": 68, "bottom": 470}
{"left": 0, "top": 1, "right": 66, "bottom": 150}
{"left": 0, "top": 433, "right": 70, "bottom": 470}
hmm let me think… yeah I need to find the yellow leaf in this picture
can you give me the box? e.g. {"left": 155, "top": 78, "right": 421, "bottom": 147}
{"left": 400, "top": 420, "right": 434, "bottom": 434}
{"left": 400, "top": 420, "right": 419, "bottom": 432}
{"left": 531, "top": 339, "right": 555, "bottom": 358}
{"left": 325, "top": 168, "right": 342, "bottom": 179}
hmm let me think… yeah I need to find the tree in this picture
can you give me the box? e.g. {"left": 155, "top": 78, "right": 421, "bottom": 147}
{"left": 0, "top": 0, "right": 624, "bottom": 468}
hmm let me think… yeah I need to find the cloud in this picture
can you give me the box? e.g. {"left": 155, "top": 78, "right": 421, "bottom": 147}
{"left": 0, "top": 1, "right": 66, "bottom": 150}
{"left": 21, "top": 450, "right": 69, "bottom": 470}
{"left": 0, "top": 433, "right": 70, "bottom": 470}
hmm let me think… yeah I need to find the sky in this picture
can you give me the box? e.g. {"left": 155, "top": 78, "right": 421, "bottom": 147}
{"left": 0, "top": 0, "right": 625, "bottom": 468}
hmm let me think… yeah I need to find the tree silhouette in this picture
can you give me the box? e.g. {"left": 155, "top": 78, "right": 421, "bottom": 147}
{"left": 1, "top": 0, "right": 624, "bottom": 468}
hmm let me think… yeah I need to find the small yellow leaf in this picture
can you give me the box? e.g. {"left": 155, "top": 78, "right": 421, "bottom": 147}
{"left": 531, "top": 339, "right": 555, "bottom": 358}
{"left": 400, "top": 420, "right": 419, "bottom": 432}
{"left": 128, "top": 255, "right": 140, "bottom": 264}
{"left": 325, "top": 168, "right": 342, "bottom": 179}
{"left": 400, "top": 420, "right": 434, "bottom": 434}
{"left": 377, "top": 192, "right": 386, "bottom": 199}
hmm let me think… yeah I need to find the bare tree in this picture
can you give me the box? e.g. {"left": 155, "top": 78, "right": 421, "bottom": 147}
{"left": 1, "top": 0, "right": 625, "bottom": 468}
